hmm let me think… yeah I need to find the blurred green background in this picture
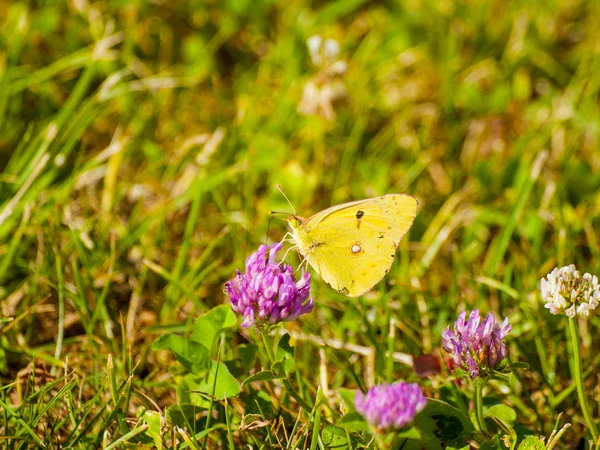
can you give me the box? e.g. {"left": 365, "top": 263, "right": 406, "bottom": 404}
{"left": 1, "top": 0, "right": 600, "bottom": 447}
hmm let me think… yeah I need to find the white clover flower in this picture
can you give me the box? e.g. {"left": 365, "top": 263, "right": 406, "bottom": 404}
{"left": 322, "top": 39, "right": 340, "bottom": 60}
{"left": 300, "top": 36, "right": 347, "bottom": 120}
{"left": 305, "top": 35, "right": 346, "bottom": 75}
{"left": 307, "top": 35, "right": 323, "bottom": 65}
{"left": 298, "top": 80, "right": 346, "bottom": 121}
{"left": 540, "top": 265, "right": 600, "bottom": 317}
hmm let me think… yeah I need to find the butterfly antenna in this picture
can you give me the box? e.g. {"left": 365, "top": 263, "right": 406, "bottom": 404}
{"left": 277, "top": 184, "right": 296, "bottom": 216}
{"left": 270, "top": 211, "right": 290, "bottom": 217}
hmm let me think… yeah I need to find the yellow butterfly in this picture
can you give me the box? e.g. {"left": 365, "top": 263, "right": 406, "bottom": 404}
{"left": 287, "top": 194, "right": 418, "bottom": 297}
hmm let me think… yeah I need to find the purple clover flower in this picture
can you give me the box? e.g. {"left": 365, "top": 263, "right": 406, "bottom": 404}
{"left": 224, "top": 242, "right": 313, "bottom": 328}
{"left": 442, "top": 310, "right": 511, "bottom": 379}
{"left": 355, "top": 382, "right": 427, "bottom": 432}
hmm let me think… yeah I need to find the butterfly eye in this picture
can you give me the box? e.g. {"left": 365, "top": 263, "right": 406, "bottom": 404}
{"left": 288, "top": 216, "right": 301, "bottom": 227}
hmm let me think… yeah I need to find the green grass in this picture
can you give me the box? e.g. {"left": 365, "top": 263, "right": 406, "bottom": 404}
{"left": 1, "top": 0, "right": 600, "bottom": 448}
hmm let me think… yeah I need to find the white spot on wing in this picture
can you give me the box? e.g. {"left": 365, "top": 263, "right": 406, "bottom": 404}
{"left": 351, "top": 244, "right": 361, "bottom": 253}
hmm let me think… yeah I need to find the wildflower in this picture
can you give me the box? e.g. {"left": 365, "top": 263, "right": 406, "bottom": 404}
{"left": 540, "top": 265, "right": 600, "bottom": 317}
{"left": 442, "top": 310, "right": 511, "bottom": 379}
{"left": 355, "top": 382, "right": 427, "bottom": 432}
{"left": 306, "top": 35, "right": 347, "bottom": 74}
{"left": 298, "top": 35, "right": 347, "bottom": 121}
{"left": 298, "top": 80, "right": 346, "bottom": 121}
{"left": 224, "top": 243, "right": 313, "bottom": 328}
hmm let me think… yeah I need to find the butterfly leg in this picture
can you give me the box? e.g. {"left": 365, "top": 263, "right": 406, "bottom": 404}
{"left": 279, "top": 231, "right": 294, "bottom": 244}
{"left": 278, "top": 243, "right": 297, "bottom": 266}
{"left": 297, "top": 253, "right": 310, "bottom": 271}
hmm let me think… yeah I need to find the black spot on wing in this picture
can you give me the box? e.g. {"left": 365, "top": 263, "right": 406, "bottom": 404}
{"left": 356, "top": 210, "right": 364, "bottom": 219}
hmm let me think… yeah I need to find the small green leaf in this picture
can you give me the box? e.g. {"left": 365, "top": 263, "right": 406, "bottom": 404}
{"left": 321, "top": 425, "right": 362, "bottom": 448}
{"left": 336, "top": 412, "right": 369, "bottom": 432}
{"left": 166, "top": 404, "right": 206, "bottom": 428}
{"left": 179, "top": 362, "right": 241, "bottom": 407}
{"left": 507, "top": 361, "right": 530, "bottom": 371}
{"left": 478, "top": 440, "right": 501, "bottom": 450}
{"left": 271, "top": 360, "right": 291, "bottom": 378}
{"left": 275, "top": 333, "right": 293, "bottom": 360}
{"left": 420, "top": 398, "right": 474, "bottom": 434}
{"left": 417, "top": 398, "right": 474, "bottom": 447}
{"left": 517, "top": 436, "right": 547, "bottom": 450}
{"left": 272, "top": 333, "right": 293, "bottom": 376}
{"left": 394, "top": 425, "right": 421, "bottom": 440}
{"left": 485, "top": 404, "right": 517, "bottom": 424}
{"left": 337, "top": 388, "right": 358, "bottom": 412}
{"left": 225, "top": 343, "right": 259, "bottom": 378}
{"left": 438, "top": 385, "right": 469, "bottom": 416}
{"left": 242, "top": 370, "right": 282, "bottom": 385}
{"left": 140, "top": 409, "right": 163, "bottom": 450}
{"left": 152, "top": 334, "right": 211, "bottom": 374}
{"left": 239, "top": 344, "right": 258, "bottom": 372}
{"left": 193, "top": 305, "right": 237, "bottom": 351}
{"left": 413, "top": 415, "right": 444, "bottom": 450}
{"left": 210, "top": 361, "right": 241, "bottom": 397}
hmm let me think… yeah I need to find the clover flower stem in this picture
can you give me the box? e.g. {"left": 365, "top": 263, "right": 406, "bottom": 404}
{"left": 568, "top": 317, "right": 599, "bottom": 442}
{"left": 474, "top": 378, "right": 488, "bottom": 432}
{"left": 375, "top": 434, "right": 391, "bottom": 450}
{"left": 260, "top": 329, "right": 313, "bottom": 412}
{"left": 260, "top": 329, "right": 276, "bottom": 364}
{"left": 203, "top": 336, "right": 223, "bottom": 449}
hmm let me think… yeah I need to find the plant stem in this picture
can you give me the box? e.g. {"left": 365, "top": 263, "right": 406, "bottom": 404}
{"left": 260, "top": 329, "right": 276, "bottom": 364}
{"left": 202, "top": 336, "right": 223, "bottom": 449}
{"left": 260, "top": 329, "right": 313, "bottom": 411}
{"left": 375, "top": 435, "right": 387, "bottom": 450}
{"left": 474, "top": 378, "right": 488, "bottom": 432}
{"left": 568, "top": 317, "right": 599, "bottom": 442}
{"left": 374, "top": 434, "right": 395, "bottom": 450}
{"left": 309, "top": 387, "right": 323, "bottom": 450}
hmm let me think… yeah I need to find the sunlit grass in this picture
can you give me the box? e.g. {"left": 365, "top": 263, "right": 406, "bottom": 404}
{"left": 1, "top": 0, "right": 600, "bottom": 448}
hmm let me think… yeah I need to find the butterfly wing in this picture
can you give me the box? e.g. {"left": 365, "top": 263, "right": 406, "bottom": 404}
{"left": 301, "top": 194, "right": 417, "bottom": 297}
